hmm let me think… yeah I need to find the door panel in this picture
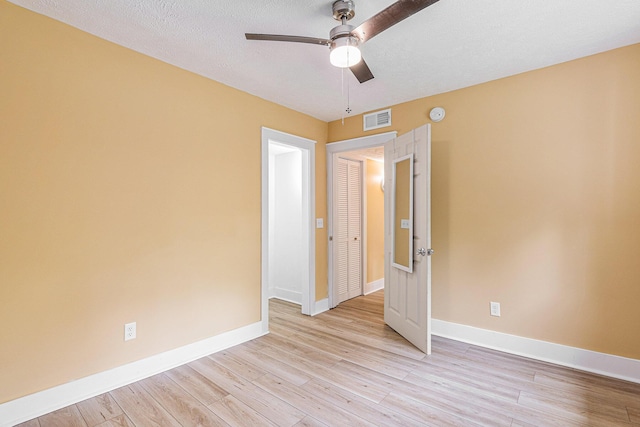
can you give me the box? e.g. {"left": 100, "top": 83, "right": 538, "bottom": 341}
{"left": 337, "top": 240, "right": 349, "bottom": 297}
{"left": 336, "top": 157, "right": 363, "bottom": 304}
{"left": 384, "top": 125, "right": 432, "bottom": 354}
{"left": 348, "top": 238, "right": 361, "bottom": 296}
{"left": 347, "top": 160, "right": 362, "bottom": 298}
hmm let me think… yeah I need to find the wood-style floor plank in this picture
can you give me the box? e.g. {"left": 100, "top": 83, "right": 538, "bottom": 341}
{"left": 93, "top": 414, "right": 135, "bottom": 427}
{"left": 217, "top": 382, "right": 307, "bottom": 427}
{"left": 252, "top": 373, "right": 374, "bottom": 427}
{"left": 380, "top": 391, "right": 485, "bottom": 427}
{"left": 38, "top": 406, "right": 87, "bottom": 427}
{"left": 139, "top": 373, "right": 229, "bottom": 426}
{"left": 208, "top": 395, "right": 277, "bottom": 427}
{"left": 385, "top": 372, "right": 515, "bottom": 427}
{"left": 517, "top": 390, "right": 634, "bottom": 426}
{"left": 189, "top": 357, "right": 249, "bottom": 395}
{"left": 208, "top": 350, "right": 267, "bottom": 382}
{"left": 271, "top": 317, "right": 418, "bottom": 379}
{"left": 409, "top": 358, "right": 522, "bottom": 402}
{"left": 303, "top": 378, "right": 427, "bottom": 427}
{"left": 522, "top": 378, "right": 634, "bottom": 419}
{"left": 110, "top": 383, "right": 181, "bottom": 427}
{"left": 255, "top": 332, "right": 342, "bottom": 369}
{"left": 27, "top": 291, "right": 640, "bottom": 427}
{"left": 225, "top": 342, "right": 314, "bottom": 386}
{"left": 163, "top": 363, "right": 228, "bottom": 406}
{"left": 533, "top": 371, "right": 640, "bottom": 407}
{"left": 76, "top": 393, "right": 123, "bottom": 426}
{"left": 190, "top": 354, "right": 307, "bottom": 426}
{"left": 402, "top": 371, "right": 585, "bottom": 427}
{"left": 272, "top": 307, "right": 424, "bottom": 361}
{"left": 292, "top": 416, "right": 328, "bottom": 427}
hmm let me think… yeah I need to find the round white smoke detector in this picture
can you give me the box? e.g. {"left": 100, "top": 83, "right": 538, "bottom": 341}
{"left": 429, "top": 107, "right": 446, "bottom": 122}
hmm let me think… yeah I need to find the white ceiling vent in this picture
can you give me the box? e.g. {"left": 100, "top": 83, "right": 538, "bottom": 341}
{"left": 363, "top": 109, "right": 391, "bottom": 131}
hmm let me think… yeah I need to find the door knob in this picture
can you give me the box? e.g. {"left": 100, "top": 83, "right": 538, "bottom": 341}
{"left": 427, "top": 248, "right": 434, "bottom": 256}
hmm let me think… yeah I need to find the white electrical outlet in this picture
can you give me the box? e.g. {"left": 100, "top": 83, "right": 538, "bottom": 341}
{"left": 124, "top": 322, "right": 136, "bottom": 341}
{"left": 490, "top": 302, "right": 501, "bottom": 317}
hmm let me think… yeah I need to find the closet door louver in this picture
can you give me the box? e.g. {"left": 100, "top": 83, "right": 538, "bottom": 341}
{"left": 336, "top": 157, "right": 362, "bottom": 304}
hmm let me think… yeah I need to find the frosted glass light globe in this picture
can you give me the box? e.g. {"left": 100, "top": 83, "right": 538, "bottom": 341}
{"left": 330, "top": 39, "right": 361, "bottom": 68}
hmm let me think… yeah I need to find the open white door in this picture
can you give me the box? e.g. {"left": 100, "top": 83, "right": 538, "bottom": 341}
{"left": 384, "top": 124, "right": 432, "bottom": 354}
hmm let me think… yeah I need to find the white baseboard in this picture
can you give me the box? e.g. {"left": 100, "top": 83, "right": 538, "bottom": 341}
{"left": 364, "top": 278, "right": 384, "bottom": 295}
{"left": 269, "top": 288, "right": 302, "bottom": 305}
{"left": 312, "top": 298, "right": 329, "bottom": 316}
{"left": 432, "top": 319, "right": 640, "bottom": 384}
{"left": 267, "top": 296, "right": 327, "bottom": 317}
{"left": 0, "top": 321, "right": 266, "bottom": 427}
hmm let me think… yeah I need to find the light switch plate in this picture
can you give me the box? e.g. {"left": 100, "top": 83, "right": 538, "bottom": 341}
{"left": 316, "top": 218, "right": 324, "bottom": 229}
{"left": 400, "top": 219, "right": 410, "bottom": 229}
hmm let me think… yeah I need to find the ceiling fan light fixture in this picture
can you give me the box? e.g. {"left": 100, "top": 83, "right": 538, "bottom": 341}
{"left": 246, "top": 0, "right": 442, "bottom": 83}
{"left": 330, "top": 37, "right": 361, "bottom": 68}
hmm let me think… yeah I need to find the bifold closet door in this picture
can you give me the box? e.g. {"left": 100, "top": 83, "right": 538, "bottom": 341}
{"left": 336, "top": 157, "right": 362, "bottom": 304}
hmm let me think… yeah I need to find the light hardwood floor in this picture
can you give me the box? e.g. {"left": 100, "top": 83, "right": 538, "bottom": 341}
{"left": 18, "top": 291, "right": 640, "bottom": 426}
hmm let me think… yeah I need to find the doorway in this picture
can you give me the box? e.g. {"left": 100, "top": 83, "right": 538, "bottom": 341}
{"left": 261, "top": 128, "right": 316, "bottom": 333}
{"left": 328, "top": 126, "right": 432, "bottom": 354}
{"left": 327, "top": 131, "right": 397, "bottom": 309}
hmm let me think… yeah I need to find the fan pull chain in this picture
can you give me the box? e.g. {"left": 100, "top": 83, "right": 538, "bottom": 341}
{"left": 346, "top": 41, "right": 352, "bottom": 116}
{"left": 340, "top": 60, "right": 352, "bottom": 125}
{"left": 346, "top": 72, "right": 352, "bottom": 115}
{"left": 341, "top": 84, "right": 352, "bottom": 125}
{"left": 341, "top": 67, "right": 345, "bottom": 125}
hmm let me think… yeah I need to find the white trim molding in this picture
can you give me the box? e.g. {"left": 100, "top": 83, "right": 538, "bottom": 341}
{"left": 364, "top": 278, "right": 384, "bottom": 295}
{"left": 327, "top": 131, "right": 397, "bottom": 309}
{"left": 0, "top": 322, "right": 266, "bottom": 427}
{"left": 261, "top": 127, "right": 316, "bottom": 321}
{"left": 311, "top": 298, "right": 329, "bottom": 316}
{"left": 432, "top": 319, "right": 640, "bottom": 384}
{"left": 268, "top": 291, "right": 302, "bottom": 305}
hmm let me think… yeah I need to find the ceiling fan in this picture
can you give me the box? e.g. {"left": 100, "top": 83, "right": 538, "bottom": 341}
{"left": 245, "top": 0, "right": 440, "bottom": 84}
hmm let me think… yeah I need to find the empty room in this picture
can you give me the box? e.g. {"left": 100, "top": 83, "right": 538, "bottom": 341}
{"left": 2, "top": 0, "right": 640, "bottom": 426}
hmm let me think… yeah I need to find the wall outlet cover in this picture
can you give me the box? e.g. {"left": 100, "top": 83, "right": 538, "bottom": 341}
{"left": 490, "top": 302, "right": 501, "bottom": 317}
{"left": 124, "top": 322, "right": 136, "bottom": 341}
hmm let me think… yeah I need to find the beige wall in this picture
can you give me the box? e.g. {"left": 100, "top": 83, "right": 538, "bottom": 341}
{"left": 0, "top": 1, "right": 327, "bottom": 403}
{"left": 329, "top": 43, "right": 640, "bottom": 360}
{"left": 366, "top": 160, "right": 384, "bottom": 282}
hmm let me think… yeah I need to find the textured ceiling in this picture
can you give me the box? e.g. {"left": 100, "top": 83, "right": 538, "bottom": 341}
{"left": 10, "top": 0, "right": 640, "bottom": 122}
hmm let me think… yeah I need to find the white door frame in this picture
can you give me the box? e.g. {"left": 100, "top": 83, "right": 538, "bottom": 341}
{"left": 261, "top": 127, "right": 316, "bottom": 332}
{"left": 326, "top": 131, "right": 397, "bottom": 309}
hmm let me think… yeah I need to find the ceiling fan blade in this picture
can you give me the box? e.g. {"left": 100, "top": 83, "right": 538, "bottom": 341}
{"left": 351, "top": 0, "right": 440, "bottom": 43}
{"left": 350, "top": 58, "right": 374, "bottom": 83}
{"left": 245, "top": 33, "right": 331, "bottom": 46}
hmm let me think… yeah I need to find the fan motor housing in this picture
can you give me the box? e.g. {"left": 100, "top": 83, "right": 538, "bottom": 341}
{"left": 332, "top": 0, "right": 355, "bottom": 21}
{"left": 330, "top": 24, "right": 355, "bottom": 40}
